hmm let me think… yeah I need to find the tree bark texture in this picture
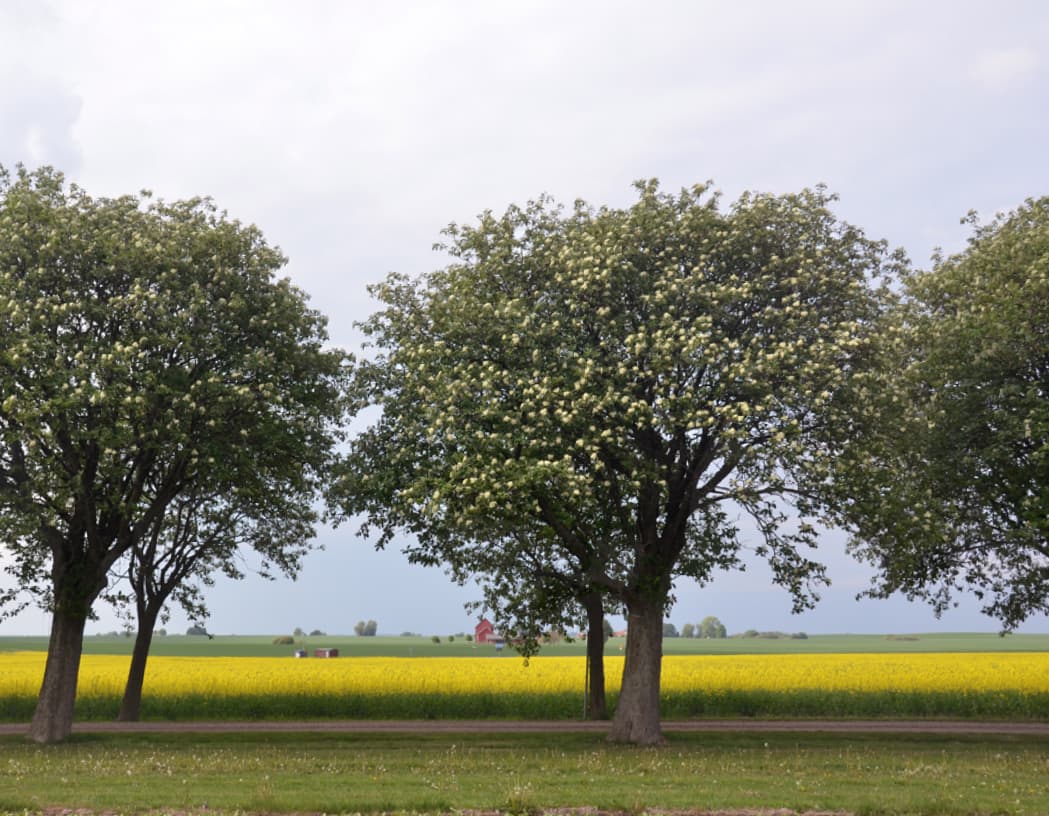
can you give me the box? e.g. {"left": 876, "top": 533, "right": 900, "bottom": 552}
{"left": 584, "top": 592, "right": 607, "bottom": 720}
{"left": 28, "top": 608, "right": 88, "bottom": 744}
{"left": 607, "top": 597, "right": 665, "bottom": 745}
{"left": 118, "top": 608, "right": 159, "bottom": 722}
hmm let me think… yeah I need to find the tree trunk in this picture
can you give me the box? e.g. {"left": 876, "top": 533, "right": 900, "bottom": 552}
{"left": 584, "top": 592, "right": 607, "bottom": 720}
{"left": 118, "top": 607, "right": 158, "bottom": 722}
{"left": 607, "top": 596, "right": 665, "bottom": 745}
{"left": 28, "top": 608, "right": 88, "bottom": 744}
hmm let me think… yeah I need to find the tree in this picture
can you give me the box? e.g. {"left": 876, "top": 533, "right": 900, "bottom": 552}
{"left": 0, "top": 166, "right": 347, "bottom": 742}
{"left": 339, "top": 181, "right": 894, "bottom": 744}
{"left": 680, "top": 622, "right": 695, "bottom": 638}
{"left": 354, "top": 620, "right": 378, "bottom": 636}
{"left": 435, "top": 532, "right": 613, "bottom": 718}
{"left": 662, "top": 622, "right": 679, "bottom": 638}
{"left": 699, "top": 616, "right": 727, "bottom": 639}
{"left": 111, "top": 482, "right": 319, "bottom": 721}
{"left": 834, "top": 198, "right": 1049, "bottom": 630}
{"left": 339, "top": 208, "right": 623, "bottom": 720}
{"left": 338, "top": 199, "right": 623, "bottom": 719}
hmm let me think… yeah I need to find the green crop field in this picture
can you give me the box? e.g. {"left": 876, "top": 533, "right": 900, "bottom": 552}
{"left": 2, "top": 631, "right": 1047, "bottom": 658}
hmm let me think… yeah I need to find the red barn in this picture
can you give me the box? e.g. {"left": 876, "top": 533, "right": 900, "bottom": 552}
{"left": 474, "top": 618, "right": 497, "bottom": 644}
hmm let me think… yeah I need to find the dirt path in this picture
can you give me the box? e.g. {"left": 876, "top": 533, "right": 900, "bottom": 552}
{"left": 2, "top": 719, "right": 1048, "bottom": 736}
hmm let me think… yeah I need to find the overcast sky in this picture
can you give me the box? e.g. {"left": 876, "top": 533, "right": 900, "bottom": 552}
{"left": 2, "top": 1, "right": 1047, "bottom": 637}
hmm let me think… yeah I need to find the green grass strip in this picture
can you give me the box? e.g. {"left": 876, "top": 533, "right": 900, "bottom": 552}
{"left": 1, "top": 730, "right": 1048, "bottom": 815}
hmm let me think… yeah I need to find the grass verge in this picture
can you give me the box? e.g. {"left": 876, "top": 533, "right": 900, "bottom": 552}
{"left": 48, "top": 688, "right": 1049, "bottom": 721}
{"left": 1, "top": 730, "right": 1047, "bottom": 815}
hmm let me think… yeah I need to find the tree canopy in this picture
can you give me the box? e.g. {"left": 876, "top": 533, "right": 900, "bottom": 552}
{"left": 338, "top": 180, "right": 896, "bottom": 744}
{"left": 699, "top": 616, "right": 728, "bottom": 638}
{"left": 0, "top": 165, "right": 349, "bottom": 741}
{"left": 835, "top": 197, "right": 1049, "bottom": 630}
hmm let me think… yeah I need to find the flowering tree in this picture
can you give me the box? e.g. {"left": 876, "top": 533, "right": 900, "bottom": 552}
{"left": 835, "top": 197, "right": 1049, "bottom": 629}
{"left": 0, "top": 166, "right": 348, "bottom": 742}
{"left": 339, "top": 180, "right": 894, "bottom": 744}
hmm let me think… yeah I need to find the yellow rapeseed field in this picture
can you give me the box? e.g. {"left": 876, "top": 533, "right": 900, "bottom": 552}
{"left": 2, "top": 652, "right": 1048, "bottom": 720}
{"left": 664, "top": 652, "right": 1049, "bottom": 694}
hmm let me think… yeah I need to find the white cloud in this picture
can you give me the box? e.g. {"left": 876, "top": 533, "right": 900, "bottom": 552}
{"left": 0, "top": 2, "right": 82, "bottom": 171}
{"left": 971, "top": 47, "right": 1039, "bottom": 89}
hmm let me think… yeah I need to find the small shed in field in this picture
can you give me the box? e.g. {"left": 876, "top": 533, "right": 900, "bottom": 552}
{"left": 314, "top": 647, "right": 339, "bottom": 658}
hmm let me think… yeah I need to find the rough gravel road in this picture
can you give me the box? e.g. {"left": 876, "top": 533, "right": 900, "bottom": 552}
{"left": 2, "top": 719, "right": 1048, "bottom": 736}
